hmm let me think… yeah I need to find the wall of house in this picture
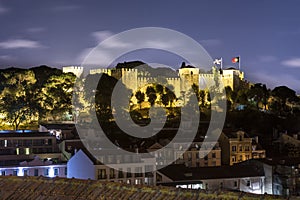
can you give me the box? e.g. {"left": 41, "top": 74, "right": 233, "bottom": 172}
{"left": 67, "top": 150, "right": 95, "bottom": 180}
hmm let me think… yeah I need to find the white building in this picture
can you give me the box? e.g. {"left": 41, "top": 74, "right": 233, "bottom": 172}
{"left": 67, "top": 149, "right": 156, "bottom": 186}
{"left": 157, "top": 164, "right": 266, "bottom": 194}
{"left": 0, "top": 156, "right": 67, "bottom": 178}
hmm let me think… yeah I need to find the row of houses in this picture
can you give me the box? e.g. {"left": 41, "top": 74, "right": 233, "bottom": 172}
{"left": 0, "top": 125, "right": 299, "bottom": 196}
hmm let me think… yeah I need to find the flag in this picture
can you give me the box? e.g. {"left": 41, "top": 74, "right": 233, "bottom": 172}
{"left": 213, "top": 58, "right": 222, "bottom": 65}
{"left": 232, "top": 56, "right": 240, "bottom": 63}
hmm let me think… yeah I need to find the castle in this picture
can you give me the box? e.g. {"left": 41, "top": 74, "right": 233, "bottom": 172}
{"left": 63, "top": 62, "right": 246, "bottom": 100}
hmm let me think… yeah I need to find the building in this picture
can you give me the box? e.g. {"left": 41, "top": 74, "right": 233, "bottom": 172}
{"left": 243, "top": 158, "right": 300, "bottom": 196}
{"left": 0, "top": 156, "right": 67, "bottom": 178}
{"left": 67, "top": 149, "right": 156, "bottom": 186}
{"left": 218, "top": 131, "right": 253, "bottom": 165}
{"left": 0, "top": 130, "right": 65, "bottom": 166}
{"left": 157, "top": 164, "right": 266, "bottom": 194}
{"left": 88, "top": 61, "right": 246, "bottom": 100}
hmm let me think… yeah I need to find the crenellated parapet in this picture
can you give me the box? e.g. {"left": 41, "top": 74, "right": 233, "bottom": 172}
{"left": 62, "top": 66, "right": 84, "bottom": 78}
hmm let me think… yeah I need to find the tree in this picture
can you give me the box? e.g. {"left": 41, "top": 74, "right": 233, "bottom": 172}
{"left": 0, "top": 69, "right": 37, "bottom": 130}
{"left": 41, "top": 73, "right": 76, "bottom": 120}
{"left": 135, "top": 91, "right": 145, "bottom": 109}
{"left": 146, "top": 86, "right": 157, "bottom": 106}
{"left": 272, "top": 86, "right": 297, "bottom": 113}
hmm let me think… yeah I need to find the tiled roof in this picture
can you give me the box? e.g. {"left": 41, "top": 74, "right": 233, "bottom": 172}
{"left": 0, "top": 176, "right": 285, "bottom": 200}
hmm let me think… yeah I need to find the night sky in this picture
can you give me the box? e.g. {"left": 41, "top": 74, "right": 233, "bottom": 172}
{"left": 0, "top": 0, "right": 300, "bottom": 93}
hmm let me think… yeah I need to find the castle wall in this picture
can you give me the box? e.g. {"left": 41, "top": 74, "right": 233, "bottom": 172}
{"left": 63, "top": 66, "right": 84, "bottom": 78}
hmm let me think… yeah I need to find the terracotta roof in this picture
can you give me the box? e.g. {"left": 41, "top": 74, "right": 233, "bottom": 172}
{"left": 0, "top": 176, "right": 285, "bottom": 200}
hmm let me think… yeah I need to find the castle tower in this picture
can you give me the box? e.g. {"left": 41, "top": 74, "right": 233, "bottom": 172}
{"left": 62, "top": 66, "right": 84, "bottom": 78}
{"left": 178, "top": 63, "right": 200, "bottom": 92}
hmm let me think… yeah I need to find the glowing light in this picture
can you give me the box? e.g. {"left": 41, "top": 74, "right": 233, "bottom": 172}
{"left": 25, "top": 148, "right": 30, "bottom": 155}
{"left": 49, "top": 167, "right": 55, "bottom": 178}
{"left": 17, "top": 167, "right": 24, "bottom": 176}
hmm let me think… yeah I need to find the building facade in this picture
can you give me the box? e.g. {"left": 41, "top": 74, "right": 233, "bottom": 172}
{"left": 67, "top": 149, "right": 156, "bottom": 186}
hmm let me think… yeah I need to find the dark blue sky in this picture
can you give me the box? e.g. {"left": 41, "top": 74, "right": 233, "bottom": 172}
{"left": 0, "top": 0, "right": 300, "bottom": 93}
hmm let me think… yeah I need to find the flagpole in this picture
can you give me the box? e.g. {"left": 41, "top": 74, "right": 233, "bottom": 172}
{"left": 238, "top": 55, "right": 241, "bottom": 70}
{"left": 221, "top": 57, "right": 223, "bottom": 69}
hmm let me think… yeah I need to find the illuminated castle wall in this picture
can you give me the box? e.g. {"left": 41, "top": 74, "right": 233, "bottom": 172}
{"left": 62, "top": 66, "right": 84, "bottom": 78}
{"left": 89, "top": 65, "right": 245, "bottom": 98}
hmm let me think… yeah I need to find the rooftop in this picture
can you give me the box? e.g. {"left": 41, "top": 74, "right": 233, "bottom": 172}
{"left": 0, "top": 176, "right": 285, "bottom": 200}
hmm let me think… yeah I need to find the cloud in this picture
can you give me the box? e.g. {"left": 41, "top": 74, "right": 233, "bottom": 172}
{"left": 258, "top": 55, "right": 277, "bottom": 63}
{"left": 92, "top": 31, "right": 114, "bottom": 43}
{"left": 0, "top": 55, "right": 15, "bottom": 61}
{"left": 281, "top": 58, "right": 300, "bottom": 68}
{"left": 53, "top": 5, "right": 80, "bottom": 11}
{"left": 78, "top": 28, "right": 213, "bottom": 70}
{"left": 0, "top": 3, "right": 9, "bottom": 14}
{"left": 199, "top": 39, "right": 222, "bottom": 47}
{"left": 249, "top": 71, "right": 300, "bottom": 93}
{"left": 0, "top": 39, "right": 44, "bottom": 49}
{"left": 26, "top": 27, "right": 46, "bottom": 33}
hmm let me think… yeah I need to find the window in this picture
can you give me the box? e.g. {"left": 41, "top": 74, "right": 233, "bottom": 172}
{"left": 1, "top": 171, "right": 5, "bottom": 176}
{"left": 13, "top": 170, "right": 18, "bottom": 176}
{"left": 135, "top": 167, "right": 143, "bottom": 177}
{"left": 109, "top": 168, "right": 115, "bottom": 179}
{"left": 232, "top": 156, "right": 236, "bottom": 163}
{"left": 118, "top": 168, "right": 124, "bottom": 178}
{"left": 98, "top": 169, "right": 106, "bottom": 179}
{"left": 44, "top": 168, "right": 49, "bottom": 176}
{"left": 232, "top": 145, "right": 237, "bottom": 152}
{"left": 54, "top": 168, "right": 59, "bottom": 176}
{"left": 24, "top": 169, "right": 28, "bottom": 176}
{"left": 239, "top": 145, "right": 242, "bottom": 152}
{"left": 245, "top": 154, "right": 250, "bottom": 160}
{"left": 212, "top": 152, "right": 216, "bottom": 158}
{"left": 187, "top": 152, "right": 192, "bottom": 161}
{"left": 16, "top": 148, "right": 19, "bottom": 155}
{"left": 34, "top": 169, "right": 39, "bottom": 176}
{"left": 64, "top": 167, "right": 67, "bottom": 176}
{"left": 126, "top": 168, "right": 132, "bottom": 178}
{"left": 234, "top": 181, "right": 237, "bottom": 187}
{"left": 245, "top": 146, "right": 250, "bottom": 151}
{"left": 135, "top": 179, "right": 141, "bottom": 185}
{"left": 25, "top": 148, "right": 30, "bottom": 155}
{"left": 247, "top": 180, "right": 251, "bottom": 187}
{"left": 239, "top": 155, "right": 243, "bottom": 161}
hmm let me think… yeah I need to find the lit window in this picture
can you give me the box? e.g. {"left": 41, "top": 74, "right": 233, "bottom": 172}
{"left": 232, "top": 156, "right": 236, "bottom": 162}
{"left": 25, "top": 148, "right": 30, "bottom": 155}
{"left": 16, "top": 148, "right": 19, "bottom": 155}
{"left": 4, "top": 140, "right": 7, "bottom": 147}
